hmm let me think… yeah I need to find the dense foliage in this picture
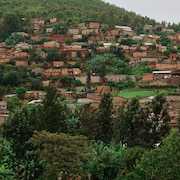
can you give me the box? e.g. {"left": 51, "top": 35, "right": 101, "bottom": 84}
{"left": 0, "top": 0, "right": 161, "bottom": 39}
{"left": 1, "top": 85, "right": 179, "bottom": 179}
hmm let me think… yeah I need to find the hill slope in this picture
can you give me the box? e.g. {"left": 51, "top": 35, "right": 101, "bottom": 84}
{"left": 0, "top": 0, "right": 158, "bottom": 31}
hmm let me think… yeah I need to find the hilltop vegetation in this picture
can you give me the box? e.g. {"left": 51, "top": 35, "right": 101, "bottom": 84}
{"left": 1, "top": 0, "right": 180, "bottom": 40}
{"left": 0, "top": 0, "right": 158, "bottom": 34}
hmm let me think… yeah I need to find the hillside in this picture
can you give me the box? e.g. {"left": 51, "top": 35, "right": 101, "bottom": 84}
{"left": 0, "top": 0, "right": 158, "bottom": 31}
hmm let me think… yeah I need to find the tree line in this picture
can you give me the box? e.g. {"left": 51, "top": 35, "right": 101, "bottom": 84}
{"left": 0, "top": 0, "right": 162, "bottom": 40}
{"left": 1, "top": 85, "right": 180, "bottom": 179}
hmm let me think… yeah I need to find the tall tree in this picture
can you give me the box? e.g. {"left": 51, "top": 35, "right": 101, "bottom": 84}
{"left": 113, "top": 94, "right": 170, "bottom": 148}
{"left": 3, "top": 107, "right": 34, "bottom": 179}
{"left": 149, "top": 93, "right": 170, "bottom": 144}
{"left": 3, "top": 12, "right": 21, "bottom": 33}
{"left": 40, "top": 85, "right": 69, "bottom": 133}
{"left": 96, "top": 93, "right": 113, "bottom": 144}
{"left": 113, "top": 98, "right": 148, "bottom": 147}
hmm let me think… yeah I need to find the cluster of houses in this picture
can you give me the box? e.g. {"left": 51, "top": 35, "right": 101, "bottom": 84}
{"left": 0, "top": 18, "right": 179, "bottom": 126}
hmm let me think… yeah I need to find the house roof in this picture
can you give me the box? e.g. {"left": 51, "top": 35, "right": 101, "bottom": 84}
{"left": 153, "top": 71, "right": 171, "bottom": 74}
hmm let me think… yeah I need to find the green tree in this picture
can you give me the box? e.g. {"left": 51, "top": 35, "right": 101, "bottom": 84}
{"left": 164, "top": 43, "right": 178, "bottom": 56}
{"left": 0, "top": 138, "right": 43, "bottom": 180}
{"left": 3, "top": 12, "right": 21, "bottom": 34}
{"left": 82, "top": 34, "right": 89, "bottom": 42}
{"left": 96, "top": 93, "right": 113, "bottom": 144}
{"left": 65, "top": 38, "right": 72, "bottom": 45}
{"left": 15, "top": 86, "right": 27, "bottom": 100}
{"left": 128, "top": 130, "right": 180, "bottom": 180}
{"left": 81, "top": 142, "right": 125, "bottom": 180}
{"left": 30, "top": 77, "right": 43, "bottom": 90}
{"left": 2, "top": 71, "right": 19, "bottom": 86}
{"left": 29, "top": 130, "right": 91, "bottom": 180}
{"left": 0, "top": 139, "right": 15, "bottom": 180}
{"left": 0, "top": 86, "right": 5, "bottom": 100}
{"left": 40, "top": 85, "right": 69, "bottom": 133}
{"left": 59, "top": 75, "right": 73, "bottom": 87}
{"left": 16, "top": 65, "right": 28, "bottom": 84}
{"left": 74, "top": 104, "right": 99, "bottom": 139}
{"left": 113, "top": 98, "right": 149, "bottom": 147}
{"left": 120, "top": 37, "right": 136, "bottom": 46}
{"left": 158, "top": 32, "right": 171, "bottom": 46}
{"left": 109, "top": 45, "right": 125, "bottom": 59}
{"left": 86, "top": 71, "right": 91, "bottom": 84}
{"left": 5, "top": 33, "right": 27, "bottom": 46}
{"left": 76, "top": 50, "right": 82, "bottom": 58}
{"left": 46, "top": 48, "right": 60, "bottom": 62}
{"left": 149, "top": 93, "right": 170, "bottom": 144}
{"left": 113, "top": 94, "right": 170, "bottom": 148}
{"left": 86, "top": 53, "right": 120, "bottom": 81}
{"left": 6, "top": 97, "right": 22, "bottom": 112}
{"left": 3, "top": 107, "right": 34, "bottom": 179}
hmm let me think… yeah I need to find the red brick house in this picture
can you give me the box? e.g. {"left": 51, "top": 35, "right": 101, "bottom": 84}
{"left": 50, "top": 34, "right": 73, "bottom": 44}
{"left": 142, "top": 74, "right": 154, "bottom": 82}
{"left": 15, "top": 61, "right": 28, "bottom": 66}
{"left": 88, "top": 22, "right": 101, "bottom": 29}
{"left": 53, "top": 61, "right": 65, "bottom": 67}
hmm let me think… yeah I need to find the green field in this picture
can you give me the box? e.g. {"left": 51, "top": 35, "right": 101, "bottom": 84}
{"left": 115, "top": 89, "right": 155, "bottom": 99}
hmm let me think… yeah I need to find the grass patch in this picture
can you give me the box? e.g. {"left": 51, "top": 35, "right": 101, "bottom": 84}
{"left": 115, "top": 89, "right": 155, "bottom": 99}
{"left": 113, "top": 88, "right": 180, "bottom": 99}
{"left": 71, "top": 42, "right": 88, "bottom": 46}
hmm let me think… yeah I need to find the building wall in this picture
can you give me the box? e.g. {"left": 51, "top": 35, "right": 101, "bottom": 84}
{"left": 142, "top": 74, "right": 154, "bottom": 82}
{"left": 15, "top": 61, "right": 28, "bottom": 66}
{"left": 170, "top": 76, "right": 180, "bottom": 84}
{"left": 53, "top": 61, "right": 65, "bottom": 67}
{"left": 133, "top": 51, "right": 148, "bottom": 58}
{"left": 156, "top": 63, "right": 178, "bottom": 70}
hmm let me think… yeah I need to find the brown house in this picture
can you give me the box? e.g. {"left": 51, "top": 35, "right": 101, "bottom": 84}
{"left": 68, "top": 28, "right": 80, "bottom": 35}
{"left": 0, "top": 57, "right": 11, "bottom": 63}
{"left": 53, "top": 61, "right": 65, "bottom": 67}
{"left": 43, "top": 41, "right": 60, "bottom": 48}
{"left": 133, "top": 51, "right": 148, "bottom": 58}
{"left": 62, "top": 91, "right": 76, "bottom": 98}
{"left": 61, "top": 68, "right": 82, "bottom": 76}
{"left": 82, "top": 29, "right": 90, "bottom": 35}
{"left": 43, "top": 68, "right": 61, "bottom": 78}
{"left": 170, "top": 71, "right": 180, "bottom": 84}
{"left": 95, "top": 85, "right": 111, "bottom": 94}
{"left": 15, "top": 61, "right": 28, "bottom": 66}
{"left": 42, "top": 80, "right": 51, "bottom": 87}
{"left": 24, "top": 90, "right": 45, "bottom": 99}
{"left": 50, "top": 18, "right": 57, "bottom": 24}
{"left": 143, "top": 35, "right": 160, "bottom": 43}
{"left": 110, "top": 29, "right": 119, "bottom": 36}
{"left": 104, "top": 35, "right": 115, "bottom": 42}
{"left": 169, "top": 53, "right": 179, "bottom": 61}
{"left": 13, "top": 52, "right": 29, "bottom": 59}
{"left": 72, "top": 34, "right": 82, "bottom": 40}
{"left": 143, "top": 25, "right": 153, "bottom": 31}
{"left": 50, "top": 34, "right": 73, "bottom": 44}
{"left": 88, "top": 22, "right": 101, "bottom": 29}
{"left": 156, "top": 63, "right": 179, "bottom": 71}
{"left": 142, "top": 74, "right": 154, "bottom": 82}
{"left": 32, "top": 67, "right": 45, "bottom": 75}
